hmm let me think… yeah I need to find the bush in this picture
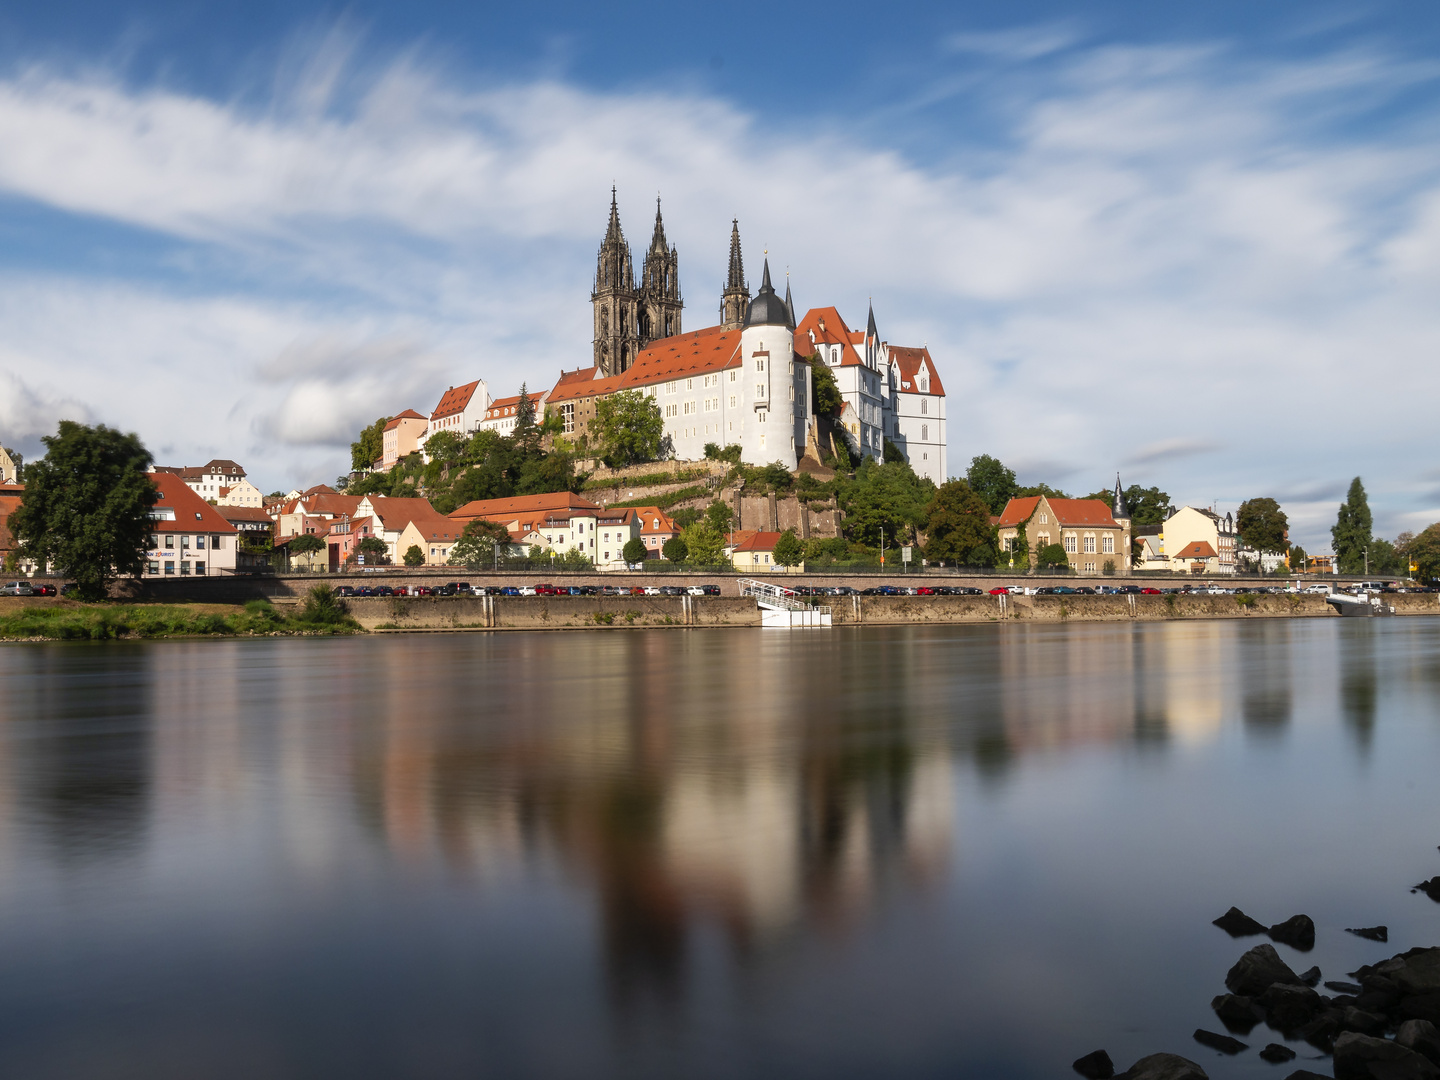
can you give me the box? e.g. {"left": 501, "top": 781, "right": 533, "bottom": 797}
{"left": 296, "top": 585, "right": 353, "bottom": 626}
{"left": 623, "top": 537, "right": 647, "bottom": 564}
{"left": 403, "top": 544, "right": 425, "bottom": 567}
{"left": 663, "top": 536, "right": 688, "bottom": 562}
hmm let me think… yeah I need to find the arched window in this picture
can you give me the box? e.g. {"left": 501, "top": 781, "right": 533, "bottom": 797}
{"left": 921, "top": 424, "right": 928, "bottom": 440}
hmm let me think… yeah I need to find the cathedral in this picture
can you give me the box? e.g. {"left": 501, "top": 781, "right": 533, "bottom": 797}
{"left": 591, "top": 189, "right": 684, "bottom": 377}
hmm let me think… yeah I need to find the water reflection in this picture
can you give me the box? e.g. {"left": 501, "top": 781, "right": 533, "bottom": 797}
{"left": 1341, "top": 623, "right": 1379, "bottom": 749}
{"left": 1240, "top": 621, "right": 1294, "bottom": 739}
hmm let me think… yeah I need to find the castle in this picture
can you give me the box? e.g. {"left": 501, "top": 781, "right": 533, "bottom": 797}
{"left": 446, "top": 192, "right": 947, "bottom": 484}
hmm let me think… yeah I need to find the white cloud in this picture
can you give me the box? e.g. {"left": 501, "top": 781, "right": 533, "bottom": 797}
{"left": 0, "top": 34, "right": 1436, "bottom": 548}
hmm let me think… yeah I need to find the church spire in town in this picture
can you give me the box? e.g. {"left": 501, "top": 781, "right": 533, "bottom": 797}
{"left": 784, "top": 271, "right": 796, "bottom": 329}
{"left": 638, "top": 195, "right": 682, "bottom": 343}
{"left": 720, "top": 218, "right": 751, "bottom": 330}
{"left": 592, "top": 187, "right": 638, "bottom": 376}
{"left": 1113, "top": 474, "right": 1130, "bottom": 521}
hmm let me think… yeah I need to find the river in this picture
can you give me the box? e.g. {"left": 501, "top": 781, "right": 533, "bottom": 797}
{"left": 0, "top": 620, "right": 1437, "bottom": 1078}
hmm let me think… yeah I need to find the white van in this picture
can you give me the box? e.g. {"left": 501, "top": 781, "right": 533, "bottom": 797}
{"left": 1, "top": 581, "right": 34, "bottom": 596}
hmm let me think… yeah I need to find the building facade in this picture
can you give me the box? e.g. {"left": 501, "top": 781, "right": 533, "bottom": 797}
{"left": 996, "top": 494, "right": 1131, "bottom": 575}
{"left": 1163, "top": 507, "right": 1237, "bottom": 575}
{"left": 425, "top": 380, "right": 490, "bottom": 447}
{"left": 144, "top": 478, "right": 239, "bottom": 577}
{"left": 381, "top": 410, "right": 429, "bottom": 469}
{"left": 885, "top": 345, "right": 947, "bottom": 487}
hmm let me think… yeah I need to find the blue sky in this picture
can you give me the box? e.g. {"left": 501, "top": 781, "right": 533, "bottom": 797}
{"left": 1, "top": 1, "right": 1438, "bottom": 550}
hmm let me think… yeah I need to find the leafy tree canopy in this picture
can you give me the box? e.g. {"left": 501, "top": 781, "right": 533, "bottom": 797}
{"left": 662, "top": 535, "right": 688, "bottom": 562}
{"left": 837, "top": 456, "right": 937, "bottom": 550}
{"left": 1017, "top": 483, "right": 1070, "bottom": 500}
{"left": 351, "top": 417, "right": 390, "bottom": 472}
{"left": 1083, "top": 484, "right": 1172, "bottom": 529}
{"left": 593, "top": 389, "right": 665, "bottom": 467}
{"left": 772, "top": 528, "right": 805, "bottom": 566}
{"left": 1236, "top": 497, "right": 1289, "bottom": 553}
{"left": 680, "top": 521, "right": 727, "bottom": 566}
{"left": 1408, "top": 524, "right": 1440, "bottom": 582}
{"left": 289, "top": 533, "right": 326, "bottom": 556}
{"left": 1035, "top": 543, "right": 1070, "bottom": 572}
{"left": 355, "top": 536, "right": 388, "bottom": 563}
{"left": 403, "top": 544, "right": 425, "bottom": 567}
{"left": 924, "top": 480, "right": 998, "bottom": 566}
{"left": 10, "top": 421, "right": 158, "bottom": 600}
{"left": 1331, "top": 476, "right": 1373, "bottom": 574}
{"left": 965, "top": 455, "right": 1020, "bottom": 516}
{"left": 808, "top": 355, "right": 843, "bottom": 416}
{"left": 623, "top": 537, "right": 648, "bottom": 564}
{"left": 704, "top": 500, "right": 733, "bottom": 535}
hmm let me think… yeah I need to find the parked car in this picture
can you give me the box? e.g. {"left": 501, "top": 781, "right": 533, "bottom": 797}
{"left": 702, "top": 585, "right": 720, "bottom": 596}
{"left": 1073, "top": 586, "right": 1095, "bottom": 595}
{"left": 60, "top": 582, "right": 80, "bottom": 596}
{"left": 499, "top": 586, "right": 521, "bottom": 596}
{"left": 686, "top": 586, "right": 706, "bottom": 596}
{"left": 31, "top": 583, "right": 57, "bottom": 596}
{"left": 373, "top": 586, "right": 394, "bottom": 596}
{"left": 988, "top": 587, "right": 1008, "bottom": 595}
{"left": 1302, "top": 583, "right": 1332, "bottom": 594}
{"left": 643, "top": 586, "right": 662, "bottom": 596}
{"left": 915, "top": 586, "right": 936, "bottom": 596}
{"left": 1, "top": 581, "right": 34, "bottom": 596}
{"left": 332, "top": 585, "right": 357, "bottom": 597}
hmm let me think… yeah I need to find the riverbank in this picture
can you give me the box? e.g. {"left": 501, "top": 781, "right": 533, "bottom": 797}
{"left": 5, "top": 591, "right": 1437, "bottom": 639}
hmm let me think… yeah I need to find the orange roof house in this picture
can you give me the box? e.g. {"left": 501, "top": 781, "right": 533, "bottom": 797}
{"left": 995, "top": 494, "right": 1131, "bottom": 576}
{"left": 728, "top": 531, "right": 802, "bottom": 574}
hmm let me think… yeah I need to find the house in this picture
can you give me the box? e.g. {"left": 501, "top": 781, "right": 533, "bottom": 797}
{"left": 728, "top": 531, "right": 802, "bottom": 573}
{"left": 151, "top": 459, "right": 259, "bottom": 505}
{"left": 424, "top": 379, "right": 490, "bottom": 449}
{"left": 381, "top": 410, "right": 429, "bottom": 470}
{"left": 0, "top": 446, "right": 16, "bottom": 484}
{"left": 144, "top": 478, "right": 239, "bottom": 577}
{"left": 795, "top": 306, "right": 888, "bottom": 464}
{"left": 273, "top": 487, "right": 364, "bottom": 544}
{"left": 1163, "top": 507, "right": 1237, "bottom": 575}
{"left": 884, "top": 345, "right": 947, "bottom": 486}
{"left": 218, "top": 506, "right": 275, "bottom": 572}
{"left": 1171, "top": 539, "right": 1221, "bottom": 575}
{"left": 995, "top": 493, "right": 1131, "bottom": 575}
{"left": 482, "top": 381, "right": 559, "bottom": 438}
{"left": 0, "top": 485, "right": 24, "bottom": 572}
{"left": 630, "top": 506, "right": 679, "bottom": 559}
{"left": 449, "top": 491, "right": 639, "bottom": 569}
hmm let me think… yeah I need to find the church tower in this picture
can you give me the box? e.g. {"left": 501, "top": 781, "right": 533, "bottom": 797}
{"left": 638, "top": 198, "right": 683, "bottom": 343}
{"left": 719, "top": 219, "right": 751, "bottom": 330}
{"left": 592, "top": 188, "right": 640, "bottom": 377}
{"left": 1112, "top": 473, "right": 1133, "bottom": 571}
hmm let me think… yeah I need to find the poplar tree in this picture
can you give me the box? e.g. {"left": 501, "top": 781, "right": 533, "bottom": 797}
{"left": 1331, "top": 477, "right": 1373, "bottom": 574}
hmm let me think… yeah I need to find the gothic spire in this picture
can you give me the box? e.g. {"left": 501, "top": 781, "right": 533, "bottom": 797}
{"left": 1113, "top": 474, "right": 1130, "bottom": 519}
{"left": 727, "top": 219, "right": 745, "bottom": 289}
{"left": 649, "top": 195, "right": 668, "bottom": 253}
{"left": 605, "top": 185, "right": 624, "bottom": 244}
{"left": 784, "top": 272, "right": 796, "bottom": 329}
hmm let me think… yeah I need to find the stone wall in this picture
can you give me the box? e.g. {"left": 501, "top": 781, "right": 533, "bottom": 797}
{"left": 347, "top": 595, "right": 760, "bottom": 630}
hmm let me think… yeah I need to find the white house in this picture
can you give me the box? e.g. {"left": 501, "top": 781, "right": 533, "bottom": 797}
{"left": 144, "top": 477, "right": 239, "bottom": 577}
{"left": 884, "top": 345, "right": 947, "bottom": 486}
{"left": 423, "top": 379, "right": 490, "bottom": 453}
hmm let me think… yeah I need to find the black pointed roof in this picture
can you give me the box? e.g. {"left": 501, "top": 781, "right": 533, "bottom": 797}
{"left": 1113, "top": 474, "right": 1130, "bottom": 519}
{"left": 784, "top": 276, "right": 796, "bottom": 328}
{"left": 604, "top": 186, "right": 625, "bottom": 245}
{"left": 743, "top": 260, "right": 790, "bottom": 328}
{"left": 726, "top": 219, "right": 746, "bottom": 290}
{"left": 648, "top": 196, "right": 668, "bottom": 254}
{"left": 866, "top": 301, "right": 878, "bottom": 343}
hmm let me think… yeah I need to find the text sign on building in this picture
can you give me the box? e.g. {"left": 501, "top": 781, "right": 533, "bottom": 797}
{"left": 902, "top": 546, "right": 912, "bottom": 564}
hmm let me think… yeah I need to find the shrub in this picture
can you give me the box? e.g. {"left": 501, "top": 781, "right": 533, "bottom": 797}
{"left": 296, "top": 585, "right": 353, "bottom": 626}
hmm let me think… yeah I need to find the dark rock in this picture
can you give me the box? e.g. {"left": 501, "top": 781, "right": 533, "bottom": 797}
{"left": 1327, "top": 982, "right": 1365, "bottom": 995}
{"left": 1211, "top": 993, "right": 1264, "bottom": 1033}
{"left": 1260, "top": 1043, "right": 1297, "bottom": 1063}
{"left": 1398, "top": 1019, "right": 1440, "bottom": 1069}
{"left": 1333, "top": 1031, "right": 1440, "bottom": 1080}
{"left": 1228, "top": 944, "right": 1304, "bottom": 997}
{"left": 1417, "top": 878, "right": 1440, "bottom": 902}
{"left": 1269, "top": 914, "right": 1317, "bottom": 951}
{"left": 1074, "top": 1049, "right": 1115, "bottom": 1079}
{"left": 1193, "top": 1029, "right": 1247, "bottom": 1054}
{"left": 1214, "top": 906, "right": 1269, "bottom": 937}
{"left": 1401, "top": 993, "right": 1440, "bottom": 1026}
{"left": 1297, "top": 1011, "right": 1342, "bottom": 1053}
{"left": 1395, "top": 949, "right": 1440, "bottom": 996}
{"left": 1337, "top": 1007, "right": 1388, "bottom": 1037}
{"left": 1346, "top": 926, "right": 1388, "bottom": 942}
{"left": 1282, "top": 1072, "right": 1333, "bottom": 1080}
{"left": 1259, "top": 982, "right": 1326, "bottom": 1030}
{"left": 1300, "top": 966, "right": 1323, "bottom": 987}
{"left": 1113, "top": 1053, "right": 1210, "bottom": 1080}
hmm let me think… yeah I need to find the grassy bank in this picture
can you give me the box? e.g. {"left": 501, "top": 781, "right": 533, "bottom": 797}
{"left": 0, "top": 592, "right": 361, "bottom": 641}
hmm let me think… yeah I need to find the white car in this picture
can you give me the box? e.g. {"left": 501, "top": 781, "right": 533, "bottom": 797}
{"left": 1, "top": 581, "right": 34, "bottom": 596}
{"left": 1302, "top": 583, "right": 1331, "bottom": 595}
{"left": 643, "top": 586, "right": 661, "bottom": 595}
{"left": 518, "top": 586, "right": 537, "bottom": 596}
{"left": 686, "top": 586, "right": 706, "bottom": 596}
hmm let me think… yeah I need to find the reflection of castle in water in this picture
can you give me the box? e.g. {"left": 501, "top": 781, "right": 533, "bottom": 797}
{"left": 343, "top": 633, "right": 954, "bottom": 1004}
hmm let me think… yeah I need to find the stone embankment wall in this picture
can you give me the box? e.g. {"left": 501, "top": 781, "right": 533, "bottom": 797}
{"left": 733, "top": 493, "right": 840, "bottom": 538}
{"left": 348, "top": 595, "right": 759, "bottom": 631}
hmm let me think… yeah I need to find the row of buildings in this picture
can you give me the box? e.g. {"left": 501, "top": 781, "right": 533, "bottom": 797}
{"left": 371, "top": 194, "right": 948, "bottom": 485}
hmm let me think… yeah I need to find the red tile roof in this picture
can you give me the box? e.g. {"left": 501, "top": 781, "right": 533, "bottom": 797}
{"left": 219, "top": 506, "right": 275, "bottom": 524}
{"left": 997, "top": 496, "right": 1119, "bottom": 529}
{"left": 450, "top": 491, "right": 603, "bottom": 523}
{"left": 733, "top": 531, "right": 783, "bottom": 552}
{"left": 888, "top": 345, "right": 946, "bottom": 396}
{"left": 485, "top": 395, "right": 522, "bottom": 418}
{"left": 794, "top": 307, "right": 865, "bottom": 366}
{"left": 384, "top": 409, "right": 427, "bottom": 430}
{"left": 1174, "top": 540, "right": 1218, "bottom": 559}
{"left": 431, "top": 380, "right": 483, "bottom": 420}
{"left": 148, "top": 478, "right": 238, "bottom": 534}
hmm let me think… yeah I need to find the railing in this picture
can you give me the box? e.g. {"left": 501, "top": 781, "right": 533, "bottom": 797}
{"left": 737, "top": 578, "right": 826, "bottom": 613}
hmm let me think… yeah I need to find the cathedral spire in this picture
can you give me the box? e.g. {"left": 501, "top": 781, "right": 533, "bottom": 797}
{"left": 865, "top": 300, "right": 879, "bottom": 368}
{"left": 605, "top": 185, "right": 624, "bottom": 244}
{"left": 648, "top": 195, "right": 668, "bottom": 253}
{"left": 727, "top": 219, "right": 745, "bottom": 289}
{"left": 1113, "top": 474, "right": 1130, "bottom": 520}
{"left": 720, "top": 218, "right": 751, "bottom": 331}
{"left": 784, "top": 272, "right": 796, "bottom": 329}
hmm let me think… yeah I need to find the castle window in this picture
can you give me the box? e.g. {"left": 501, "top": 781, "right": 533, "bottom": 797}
{"left": 729, "top": 371, "right": 736, "bottom": 382}
{"left": 667, "top": 381, "right": 676, "bottom": 394}
{"left": 687, "top": 379, "right": 693, "bottom": 390}
{"left": 1103, "top": 535, "right": 1115, "bottom": 554}
{"left": 1084, "top": 535, "right": 1096, "bottom": 554}
{"left": 756, "top": 384, "right": 765, "bottom": 398}
{"left": 755, "top": 358, "right": 765, "bottom": 372}
{"left": 1064, "top": 535, "right": 1077, "bottom": 554}
{"left": 921, "top": 424, "right": 928, "bottom": 440}
{"left": 729, "top": 396, "right": 736, "bottom": 408}
{"left": 921, "top": 399, "right": 928, "bottom": 415}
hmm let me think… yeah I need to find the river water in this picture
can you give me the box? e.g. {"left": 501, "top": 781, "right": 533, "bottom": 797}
{"left": 1, "top": 620, "right": 1438, "bottom": 1078}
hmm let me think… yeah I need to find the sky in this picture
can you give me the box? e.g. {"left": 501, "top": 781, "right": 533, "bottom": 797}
{"left": 0, "top": 1, "right": 1438, "bottom": 551}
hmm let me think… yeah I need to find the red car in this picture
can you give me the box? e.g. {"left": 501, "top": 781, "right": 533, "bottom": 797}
{"left": 533, "top": 583, "right": 559, "bottom": 595}
{"left": 989, "top": 587, "right": 1008, "bottom": 595}
{"left": 31, "top": 583, "right": 57, "bottom": 596}
{"left": 916, "top": 586, "right": 936, "bottom": 595}
{"left": 1140, "top": 587, "right": 1161, "bottom": 595}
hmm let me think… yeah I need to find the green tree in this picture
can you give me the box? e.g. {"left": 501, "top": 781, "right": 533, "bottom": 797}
{"left": 448, "top": 519, "right": 511, "bottom": 570}
{"left": 1017, "top": 482, "right": 1070, "bottom": 499}
{"left": 514, "top": 384, "right": 537, "bottom": 444}
{"left": 965, "top": 455, "right": 1020, "bottom": 516}
{"left": 423, "top": 430, "right": 466, "bottom": 469}
{"left": 9, "top": 421, "right": 158, "bottom": 600}
{"left": 1236, "top": 497, "right": 1289, "bottom": 553}
{"left": 1007, "top": 523, "right": 1030, "bottom": 570}
{"left": 1331, "top": 477, "right": 1373, "bottom": 574}
{"left": 680, "top": 522, "right": 727, "bottom": 565}
{"left": 403, "top": 544, "right": 425, "bottom": 567}
{"left": 1289, "top": 543, "right": 1308, "bottom": 571}
{"left": 809, "top": 355, "right": 843, "bottom": 416}
{"left": 1367, "top": 537, "right": 1403, "bottom": 576}
{"left": 772, "top": 528, "right": 804, "bottom": 567}
{"left": 662, "top": 536, "right": 688, "bottom": 562}
{"left": 923, "top": 480, "right": 998, "bottom": 566}
{"left": 289, "top": 533, "right": 325, "bottom": 557}
{"left": 351, "top": 417, "right": 390, "bottom": 472}
{"left": 593, "top": 390, "right": 664, "bottom": 467}
{"left": 1407, "top": 524, "right": 1440, "bottom": 582}
{"left": 355, "top": 536, "right": 388, "bottom": 564}
{"left": 623, "top": 537, "right": 648, "bottom": 564}
{"left": 552, "top": 547, "right": 593, "bottom": 570}
{"left": 838, "top": 456, "right": 936, "bottom": 551}
{"left": 1035, "top": 543, "right": 1070, "bottom": 573}
{"left": 704, "top": 500, "right": 733, "bottom": 535}
{"left": 1085, "top": 484, "right": 1171, "bottom": 529}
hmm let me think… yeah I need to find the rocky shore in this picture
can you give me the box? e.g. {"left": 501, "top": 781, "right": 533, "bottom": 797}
{"left": 1072, "top": 869, "right": 1440, "bottom": 1078}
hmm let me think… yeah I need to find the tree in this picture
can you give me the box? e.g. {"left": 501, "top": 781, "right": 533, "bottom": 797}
{"left": 1367, "top": 537, "right": 1403, "bottom": 576}
{"left": 623, "top": 537, "right": 647, "bottom": 564}
{"left": 704, "top": 500, "right": 733, "bottom": 535}
{"left": 662, "top": 536, "right": 688, "bottom": 562}
{"left": 423, "top": 430, "right": 466, "bottom": 469}
{"left": 289, "top": 533, "right": 325, "bottom": 557}
{"left": 1085, "top": 484, "right": 1172, "bottom": 529}
{"left": 1017, "top": 482, "right": 1070, "bottom": 499}
{"left": 1289, "top": 543, "right": 1308, "bottom": 571}
{"left": 514, "top": 384, "right": 537, "bottom": 443}
{"left": 449, "top": 519, "right": 512, "bottom": 570}
{"left": 9, "top": 421, "right": 158, "bottom": 600}
{"left": 593, "top": 389, "right": 665, "bottom": 466}
{"left": 351, "top": 417, "right": 390, "bottom": 472}
{"left": 680, "top": 522, "right": 727, "bottom": 565}
{"left": 965, "top": 455, "right": 1020, "bottom": 516}
{"left": 923, "top": 480, "right": 997, "bottom": 565}
{"left": 1331, "top": 477, "right": 1373, "bottom": 574}
{"left": 355, "top": 536, "right": 388, "bottom": 564}
{"left": 809, "top": 355, "right": 843, "bottom": 416}
{"left": 1035, "top": 543, "right": 1070, "bottom": 572}
{"left": 1407, "top": 524, "right": 1440, "bottom": 582}
{"left": 403, "top": 544, "right": 425, "bottom": 567}
{"left": 1237, "top": 497, "right": 1289, "bottom": 553}
{"left": 839, "top": 456, "right": 936, "bottom": 551}
{"left": 772, "top": 528, "right": 804, "bottom": 566}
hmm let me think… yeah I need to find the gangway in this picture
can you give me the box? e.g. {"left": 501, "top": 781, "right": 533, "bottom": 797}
{"left": 737, "top": 578, "right": 832, "bottom": 628}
